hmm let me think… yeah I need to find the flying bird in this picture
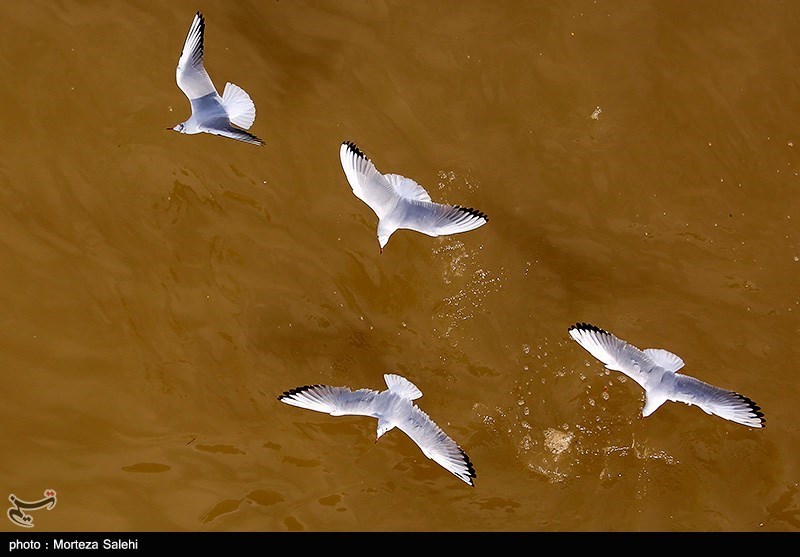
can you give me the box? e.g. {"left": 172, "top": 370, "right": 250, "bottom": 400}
{"left": 339, "top": 141, "right": 488, "bottom": 253}
{"left": 568, "top": 323, "right": 765, "bottom": 428}
{"left": 169, "top": 12, "right": 264, "bottom": 146}
{"left": 279, "top": 373, "right": 477, "bottom": 486}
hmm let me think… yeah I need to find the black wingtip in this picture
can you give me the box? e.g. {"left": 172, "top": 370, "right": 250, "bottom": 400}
{"left": 253, "top": 131, "right": 266, "bottom": 146}
{"left": 182, "top": 11, "right": 205, "bottom": 62}
{"left": 732, "top": 392, "right": 767, "bottom": 427}
{"left": 277, "top": 384, "right": 322, "bottom": 401}
{"left": 461, "top": 448, "right": 478, "bottom": 484}
{"left": 223, "top": 126, "right": 265, "bottom": 146}
{"left": 453, "top": 205, "right": 489, "bottom": 222}
{"left": 342, "top": 140, "right": 369, "bottom": 161}
{"left": 568, "top": 322, "right": 608, "bottom": 335}
{"left": 245, "top": 136, "right": 266, "bottom": 147}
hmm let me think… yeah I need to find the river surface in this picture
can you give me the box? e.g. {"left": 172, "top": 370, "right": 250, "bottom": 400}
{"left": 1, "top": 0, "right": 798, "bottom": 532}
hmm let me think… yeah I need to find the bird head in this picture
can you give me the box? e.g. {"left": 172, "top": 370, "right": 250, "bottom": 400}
{"left": 378, "top": 234, "right": 390, "bottom": 254}
{"left": 168, "top": 123, "right": 186, "bottom": 133}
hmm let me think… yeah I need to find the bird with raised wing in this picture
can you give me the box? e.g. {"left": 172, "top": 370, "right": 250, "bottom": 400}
{"left": 568, "top": 323, "right": 765, "bottom": 428}
{"left": 169, "top": 12, "right": 264, "bottom": 146}
{"left": 339, "top": 141, "right": 488, "bottom": 253}
{"left": 279, "top": 373, "right": 477, "bottom": 486}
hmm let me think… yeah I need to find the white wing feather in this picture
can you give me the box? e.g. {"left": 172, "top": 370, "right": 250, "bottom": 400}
{"left": 279, "top": 385, "right": 381, "bottom": 417}
{"left": 397, "top": 200, "right": 488, "bottom": 237}
{"left": 396, "top": 404, "right": 477, "bottom": 486}
{"left": 568, "top": 323, "right": 658, "bottom": 390}
{"left": 340, "top": 141, "right": 398, "bottom": 220}
{"left": 671, "top": 375, "right": 765, "bottom": 428}
{"left": 176, "top": 12, "right": 216, "bottom": 100}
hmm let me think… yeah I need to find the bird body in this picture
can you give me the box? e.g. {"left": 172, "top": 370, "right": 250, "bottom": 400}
{"left": 568, "top": 323, "right": 765, "bottom": 428}
{"left": 339, "top": 141, "right": 488, "bottom": 252}
{"left": 170, "top": 12, "right": 264, "bottom": 146}
{"left": 279, "top": 373, "right": 477, "bottom": 486}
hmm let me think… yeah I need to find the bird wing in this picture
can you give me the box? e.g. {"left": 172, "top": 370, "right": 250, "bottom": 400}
{"left": 394, "top": 200, "right": 488, "bottom": 238}
{"left": 670, "top": 374, "right": 765, "bottom": 428}
{"left": 278, "top": 384, "right": 382, "bottom": 418}
{"left": 395, "top": 404, "right": 477, "bottom": 486}
{"left": 340, "top": 141, "right": 400, "bottom": 220}
{"left": 176, "top": 12, "right": 217, "bottom": 101}
{"left": 201, "top": 121, "right": 265, "bottom": 146}
{"left": 568, "top": 323, "right": 661, "bottom": 391}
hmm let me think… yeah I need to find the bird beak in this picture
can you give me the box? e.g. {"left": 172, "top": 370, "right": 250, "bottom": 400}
{"left": 379, "top": 246, "right": 383, "bottom": 255}
{"left": 166, "top": 127, "right": 173, "bottom": 131}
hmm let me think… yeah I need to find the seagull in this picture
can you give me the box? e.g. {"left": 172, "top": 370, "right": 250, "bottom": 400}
{"left": 339, "top": 141, "right": 488, "bottom": 253}
{"left": 568, "top": 323, "right": 765, "bottom": 428}
{"left": 278, "top": 373, "right": 477, "bottom": 486}
{"left": 169, "top": 12, "right": 264, "bottom": 146}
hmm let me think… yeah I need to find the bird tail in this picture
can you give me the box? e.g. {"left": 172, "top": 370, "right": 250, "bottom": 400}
{"left": 384, "top": 374, "right": 423, "bottom": 400}
{"left": 222, "top": 82, "right": 256, "bottom": 129}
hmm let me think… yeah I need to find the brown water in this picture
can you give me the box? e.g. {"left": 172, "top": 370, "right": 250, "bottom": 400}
{"left": 1, "top": 0, "right": 798, "bottom": 533}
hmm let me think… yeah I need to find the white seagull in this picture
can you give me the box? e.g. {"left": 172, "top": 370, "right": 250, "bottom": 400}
{"left": 568, "top": 323, "right": 765, "bottom": 428}
{"left": 278, "top": 373, "right": 477, "bottom": 486}
{"left": 169, "top": 12, "right": 264, "bottom": 146}
{"left": 339, "top": 141, "right": 488, "bottom": 253}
